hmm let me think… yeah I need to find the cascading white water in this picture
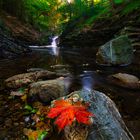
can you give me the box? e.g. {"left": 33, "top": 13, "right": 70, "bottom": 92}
{"left": 29, "top": 36, "right": 59, "bottom": 56}
{"left": 50, "top": 36, "right": 59, "bottom": 56}
{"left": 51, "top": 36, "right": 58, "bottom": 47}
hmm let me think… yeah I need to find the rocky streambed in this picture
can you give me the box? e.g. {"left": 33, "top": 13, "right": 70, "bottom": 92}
{"left": 0, "top": 50, "right": 140, "bottom": 139}
{"left": 0, "top": 69, "right": 136, "bottom": 140}
{"left": 0, "top": 33, "right": 140, "bottom": 139}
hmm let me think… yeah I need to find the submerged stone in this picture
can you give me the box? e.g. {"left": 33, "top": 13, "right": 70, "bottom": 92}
{"left": 108, "top": 73, "right": 140, "bottom": 89}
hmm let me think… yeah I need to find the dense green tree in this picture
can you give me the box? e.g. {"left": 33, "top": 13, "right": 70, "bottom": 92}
{"left": 0, "top": 0, "right": 134, "bottom": 33}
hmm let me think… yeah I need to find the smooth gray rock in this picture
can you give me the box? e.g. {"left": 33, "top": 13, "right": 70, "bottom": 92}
{"left": 27, "top": 68, "right": 45, "bottom": 72}
{"left": 63, "top": 90, "right": 134, "bottom": 140}
{"left": 108, "top": 73, "right": 140, "bottom": 89}
{"left": 96, "top": 36, "right": 134, "bottom": 66}
{"left": 29, "top": 77, "right": 72, "bottom": 103}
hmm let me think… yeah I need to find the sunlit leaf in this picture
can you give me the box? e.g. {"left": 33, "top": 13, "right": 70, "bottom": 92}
{"left": 24, "top": 104, "right": 33, "bottom": 111}
{"left": 38, "top": 131, "right": 48, "bottom": 140}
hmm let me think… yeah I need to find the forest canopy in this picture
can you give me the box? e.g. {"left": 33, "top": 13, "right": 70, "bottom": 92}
{"left": 0, "top": 0, "right": 139, "bottom": 34}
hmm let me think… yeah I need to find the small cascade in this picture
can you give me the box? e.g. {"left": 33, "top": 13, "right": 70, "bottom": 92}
{"left": 51, "top": 36, "right": 59, "bottom": 56}
{"left": 29, "top": 36, "right": 59, "bottom": 56}
{"left": 51, "top": 36, "right": 59, "bottom": 47}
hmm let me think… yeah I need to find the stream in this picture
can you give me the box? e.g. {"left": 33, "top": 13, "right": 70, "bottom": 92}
{"left": 0, "top": 36, "right": 140, "bottom": 139}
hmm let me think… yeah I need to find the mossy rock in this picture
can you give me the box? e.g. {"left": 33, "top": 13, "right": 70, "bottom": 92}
{"left": 96, "top": 36, "right": 134, "bottom": 66}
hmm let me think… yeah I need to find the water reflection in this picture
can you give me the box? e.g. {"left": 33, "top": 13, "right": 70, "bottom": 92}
{"left": 52, "top": 47, "right": 59, "bottom": 57}
{"left": 81, "top": 71, "right": 94, "bottom": 92}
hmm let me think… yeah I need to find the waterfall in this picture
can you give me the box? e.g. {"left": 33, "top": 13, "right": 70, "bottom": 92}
{"left": 29, "top": 36, "right": 59, "bottom": 56}
{"left": 51, "top": 36, "right": 59, "bottom": 56}
{"left": 51, "top": 36, "right": 58, "bottom": 47}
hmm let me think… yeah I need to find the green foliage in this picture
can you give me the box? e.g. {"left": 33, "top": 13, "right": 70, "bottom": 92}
{"left": 85, "top": 8, "right": 110, "bottom": 25}
{"left": 24, "top": 0, "right": 53, "bottom": 31}
{"left": 24, "top": 104, "right": 37, "bottom": 114}
{"left": 121, "top": 0, "right": 140, "bottom": 15}
{"left": 38, "top": 131, "right": 48, "bottom": 140}
{"left": 1, "top": 0, "right": 139, "bottom": 34}
{"left": 114, "top": 0, "right": 123, "bottom": 4}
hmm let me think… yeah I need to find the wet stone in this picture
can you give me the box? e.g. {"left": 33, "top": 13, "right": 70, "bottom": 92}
{"left": 14, "top": 122, "right": 19, "bottom": 126}
{"left": 108, "top": 73, "right": 140, "bottom": 89}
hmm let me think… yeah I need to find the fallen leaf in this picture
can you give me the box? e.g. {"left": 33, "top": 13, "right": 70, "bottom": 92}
{"left": 48, "top": 99, "right": 93, "bottom": 130}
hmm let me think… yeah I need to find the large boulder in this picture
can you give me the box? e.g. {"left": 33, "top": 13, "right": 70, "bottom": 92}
{"left": 96, "top": 36, "right": 134, "bottom": 66}
{"left": 62, "top": 90, "right": 134, "bottom": 140}
{"left": 5, "top": 71, "right": 57, "bottom": 88}
{"left": 108, "top": 73, "right": 140, "bottom": 89}
{"left": 29, "top": 77, "right": 72, "bottom": 103}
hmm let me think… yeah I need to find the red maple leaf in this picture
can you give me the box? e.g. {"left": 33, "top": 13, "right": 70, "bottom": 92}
{"left": 48, "top": 99, "right": 93, "bottom": 130}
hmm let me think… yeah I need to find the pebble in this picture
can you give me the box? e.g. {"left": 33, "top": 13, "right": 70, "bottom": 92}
{"left": 4, "top": 105, "right": 8, "bottom": 108}
{"left": 24, "top": 116, "right": 30, "bottom": 122}
{"left": 14, "top": 122, "right": 19, "bottom": 126}
{"left": 20, "top": 122, "right": 24, "bottom": 125}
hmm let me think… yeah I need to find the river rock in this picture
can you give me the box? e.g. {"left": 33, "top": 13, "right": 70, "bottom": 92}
{"left": 96, "top": 36, "right": 134, "bottom": 66}
{"left": 62, "top": 90, "right": 134, "bottom": 140}
{"left": 108, "top": 73, "right": 140, "bottom": 89}
{"left": 5, "top": 70, "right": 57, "bottom": 88}
{"left": 51, "top": 64, "right": 70, "bottom": 70}
{"left": 55, "top": 69, "right": 71, "bottom": 77}
{"left": 29, "top": 77, "right": 72, "bottom": 103}
{"left": 27, "top": 68, "right": 45, "bottom": 72}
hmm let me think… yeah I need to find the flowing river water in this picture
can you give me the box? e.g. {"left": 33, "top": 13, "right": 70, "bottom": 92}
{"left": 0, "top": 37, "right": 140, "bottom": 139}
